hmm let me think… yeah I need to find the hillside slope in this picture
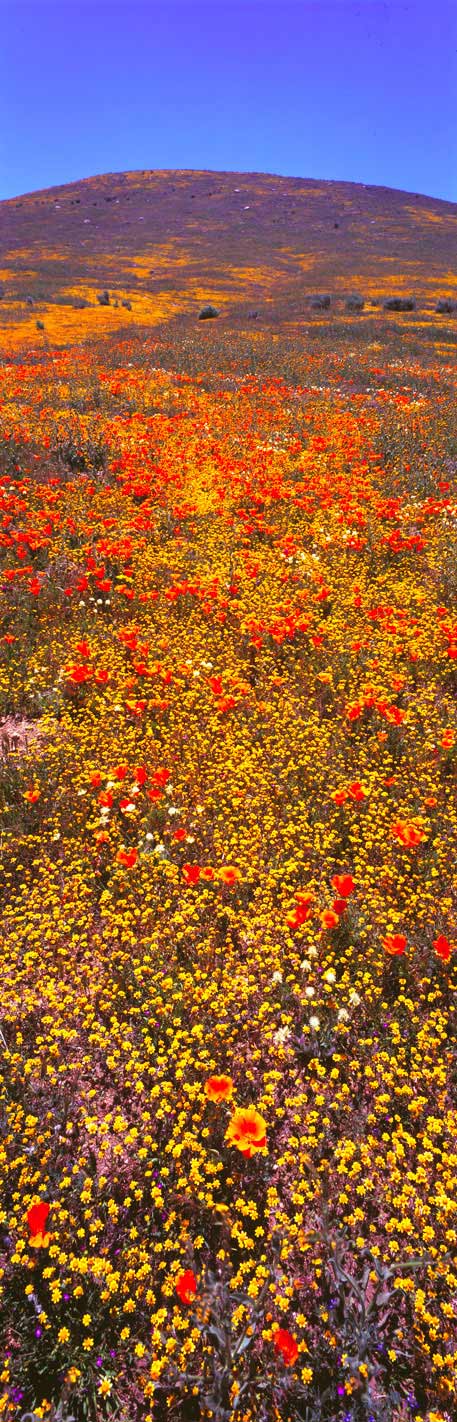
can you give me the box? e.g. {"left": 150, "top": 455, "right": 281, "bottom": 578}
{"left": 1, "top": 168, "right": 456, "bottom": 349}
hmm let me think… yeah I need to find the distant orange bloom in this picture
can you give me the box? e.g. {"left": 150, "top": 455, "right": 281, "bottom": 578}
{"left": 347, "top": 781, "right": 367, "bottom": 802}
{"left": 433, "top": 934, "right": 453, "bottom": 962}
{"left": 116, "top": 847, "right": 138, "bottom": 868}
{"left": 225, "top": 1106, "right": 267, "bottom": 1157}
{"left": 382, "top": 934, "right": 407, "bottom": 956}
{"left": 23, "top": 787, "right": 40, "bottom": 803}
{"left": 391, "top": 820, "right": 425, "bottom": 847}
{"left": 176, "top": 1269, "right": 197, "bottom": 1305}
{"left": 218, "top": 866, "right": 241, "bottom": 886}
{"left": 205, "top": 1075, "right": 234, "bottom": 1103}
{"left": 274, "top": 1328, "right": 299, "bottom": 1365}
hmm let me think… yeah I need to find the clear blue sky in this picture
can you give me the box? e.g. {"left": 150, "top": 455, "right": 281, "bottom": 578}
{"left": 2, "top": 0, "right": 456, "bottom": 203}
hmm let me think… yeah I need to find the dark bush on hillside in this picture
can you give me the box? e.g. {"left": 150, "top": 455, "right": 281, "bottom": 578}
{"left": 72, "top": 298, "right": 89, "bottom": 309}
{"left": 36, "top": 321, "right": 45, "bottom": 331}
{"left": 198, "top": 304, "right": 219, "bottom": 320}
{"left": 383, "top": 297, "right": 416, "bottom": 312}
{"left": 97, "top": 290, "right": 110, "bottom": 306}
{"left": 122, "top": 300, "right": 132, "bottom": 310}
{"left": 346, "top": 295, "right": 365, "bottom": 311}
{"left": 309, "top": 295, "right": 331, "bottom": 310}
{"left": 436, "top": 299, "right": 455, "bottom": 314}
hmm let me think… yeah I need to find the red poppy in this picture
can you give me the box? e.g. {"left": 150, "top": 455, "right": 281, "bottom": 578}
{"left": 27, "top": 1201, "right": 51, "bottom": 1247}
{"left": 65, "top": 663, "right": 93, "bottom": 684}
{"left": 433, "top": 934, "right": 453, "bottom": 962}
{"left": 274, "top": 1328, "right": 299, "bottom": 1365}
{"left": 183, "top": 863, "right": 201, "bottom": 886}
{"left": 382, "top": 934, "right": 407, "bottom": 956}
{"left": 331, "top": 874, "right": 354, "bottom": 898}
{"left": 176, "top": 1270, "right": 197, "bottom": 1305}
{"left": 332, "top": 899, "right": 347, "bottom": 917}
{"left": 347, "top": 781, "right": 367, "bottom": 802}
{"left": 152, "top": 767, "right": 170, "bottom": 788}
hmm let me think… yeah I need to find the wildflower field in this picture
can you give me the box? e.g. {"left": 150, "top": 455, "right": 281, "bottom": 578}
{"left": 0, "top": 172, "right": 456, "bottom": 1422}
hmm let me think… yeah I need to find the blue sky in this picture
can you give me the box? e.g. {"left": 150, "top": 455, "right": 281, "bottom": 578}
{"left": 2, "top": 0, "right": 456, "bottom": 202}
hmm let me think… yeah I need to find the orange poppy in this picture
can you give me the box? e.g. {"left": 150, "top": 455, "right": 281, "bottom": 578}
{"left": 205, "top": 1075, "right": 234, "bottom": 1103}
{"left": 116, "top": 847, "right": 138, "bottom": 868}
{"left": 321, "top": 909, "right": 340, "bottom": 930}
{"left": 225, "top": 1106, "right": 267, "bottom": 1157}
{"left": 218, "top": 866, "right": 241, "bottom": 886}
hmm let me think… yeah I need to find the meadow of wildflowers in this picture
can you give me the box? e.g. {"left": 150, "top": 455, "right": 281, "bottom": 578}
{"left": 0, "top": 182, "right": 456, "bottom": 1422}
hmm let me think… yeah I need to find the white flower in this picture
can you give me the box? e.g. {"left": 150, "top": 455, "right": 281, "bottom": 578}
{"left": 272, "top": 970, "right": 283, "bottom": 985}
{"left": 349, "top": 990, "right": 361, "bottom": 1007}
{"left": 324, "top": 969, "right": 336, "bottom": 985}
{"left": 273, "top": 1026, "right": 290, "bottom": 1046}
{"left": 309, "top": 1016, "right": 320, "bottom": 1031}
{"left": 300, "top": 959, "right": 311, "bottom": 973}
{"left": 305, "top": 986, "right": 315, "bottom": 999}
{"left": 145, "top": 832, "right": 154, "bottom": 841}
{"left": 337, "top": 1008, "right": 349, "bottom": 1023}
{"left": 308, "top": 947, "right": 318, "bottom": 959}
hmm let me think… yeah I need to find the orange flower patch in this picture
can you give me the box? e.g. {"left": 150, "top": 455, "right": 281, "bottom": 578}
{"left": 205, "top": 1074, "right": 234, "bottom": 1102}
{"left": 225, "top": 1106, "right": 267, "bottom": 1157}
